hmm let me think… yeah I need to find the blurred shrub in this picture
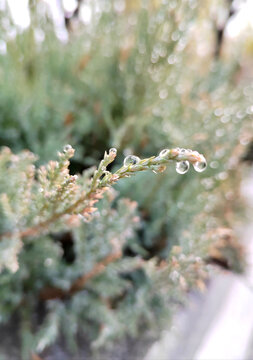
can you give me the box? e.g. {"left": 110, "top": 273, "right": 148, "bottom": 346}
{"left": 0, "top": 0, "right": 252, "bottom": 358}
{"left": 0, "top": 144, "right": 209, "bottom": 359}
{"left": 0, "top": 1, "right": 251, "bottom": 250}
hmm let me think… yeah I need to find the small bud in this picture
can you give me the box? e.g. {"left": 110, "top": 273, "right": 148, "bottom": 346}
{"left": 70, "top": 175, "right": 78, "bottom": 182}
{"left": 170, "top": 148, "right": 179, "bottom": 157}
{"left": 157, "top": 165, "right": 166, "bottom": 173}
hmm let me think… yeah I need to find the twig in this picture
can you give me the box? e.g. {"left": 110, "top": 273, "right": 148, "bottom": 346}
{"left": 39, "top": 250, "right": 122, "bottom": 300}
{"left": 0, "top": 147, "right": 206, "bottom": 242}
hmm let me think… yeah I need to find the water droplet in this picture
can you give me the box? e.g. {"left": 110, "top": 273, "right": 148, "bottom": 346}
{"left": 201, "top": 178, "right": 214, "bottom": 190}
{"left": 159, "top": 89, "right": 168, "bottom": 99}
{"left": 210, "top": 161, "right": 219, "bottom": 169}
{"left": 216, "top": 171, "right": 228, "bottom": 181}
{"left": 159, "top": 149, "right": 170, "bottom": 157}
{"left": 214, "top": 108, "right": 223, "bottom": 117}
{"left": 179, "top": 148, "right": 187, "bottom": 154}
{"left": 123, "top": 155, "right": 140, "bottom": 167}
{"left": 168, "top": 54, "right": 176, "bottom": 64}
{"left": 220, "top": 115, "right": 230, "bottom": 123}
{"left": 176, "top": 161, "right": 189, "bottom": 174}
{"left": 63, "top": 144, "right": 72, "bottom": 153}
{"left": 109, "top": 148, "right": 117, "bottom": 156}
{"left": 193, "top": 157, "right": 207, "bottom": 172}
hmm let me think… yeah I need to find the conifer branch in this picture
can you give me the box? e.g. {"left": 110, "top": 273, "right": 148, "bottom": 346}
{"left": 39, "top": 250, "right": 123, "bottom": 300}
{"left": 0, "top": 146, "right": 207, "bottom": 243}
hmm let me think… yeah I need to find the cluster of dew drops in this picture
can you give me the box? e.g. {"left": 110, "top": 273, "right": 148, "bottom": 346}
{"left": 122, "top": 148, "right": 207, "bottom": 175}
{"left": 171, "top": 148, "right": 207, "bottom": 174}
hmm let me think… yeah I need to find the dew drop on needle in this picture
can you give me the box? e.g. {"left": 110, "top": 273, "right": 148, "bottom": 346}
{"left": 176, "top": 161, "right": 189, "bottom": 174}
{"left": 193, "top": 157, "right": 207, "bottom": 172}
{"left": 123, "top": 155, "right": 140, "bottom": 166}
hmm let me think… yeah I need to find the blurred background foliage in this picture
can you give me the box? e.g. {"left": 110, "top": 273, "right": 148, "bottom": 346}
{"left": 0, "top": 0, "right": 252, "bottom": 358}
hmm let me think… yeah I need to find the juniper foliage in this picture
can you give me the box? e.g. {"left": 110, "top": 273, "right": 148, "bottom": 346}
{"left": 0, "top": 145, "right": 208, "bottom": 358}
{"left": 0, "top": 0, "right": 251, "bottom": 358}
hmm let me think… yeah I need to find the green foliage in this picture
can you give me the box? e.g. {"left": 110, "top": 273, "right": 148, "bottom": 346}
{"left": 0, "top": 144, "right": 206, "bottom": 271}
{"left": 0, "top": 0, "right": 251, "bottom": 254}
{"left": 0, "top": 0, "right": 251, "bottom": 358}
{"left": 0, "top": 143, "right": 209, "bottom": 357}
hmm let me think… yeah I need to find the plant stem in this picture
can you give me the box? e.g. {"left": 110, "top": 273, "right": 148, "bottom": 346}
{"left": 0, "top": 148, "right": 205, "bottom": 241}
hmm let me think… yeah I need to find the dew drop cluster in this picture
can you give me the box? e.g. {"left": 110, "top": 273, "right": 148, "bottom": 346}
{"left": 123, "top": 148, "right": 207, "bottom": 175}
{"left": 160, "top": 147, "right": 207, "bottom": 175}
